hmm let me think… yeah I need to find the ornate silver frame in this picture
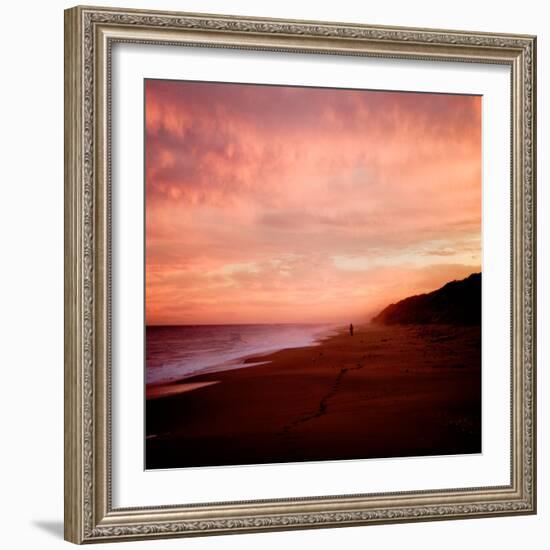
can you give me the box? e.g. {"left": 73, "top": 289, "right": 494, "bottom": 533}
{"left": 64, "top": 5, "right": 537, "bottom": 544}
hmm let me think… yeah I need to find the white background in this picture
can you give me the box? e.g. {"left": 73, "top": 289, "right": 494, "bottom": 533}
{"left": 0, "top": 0, "right": 546, "bottom": 549}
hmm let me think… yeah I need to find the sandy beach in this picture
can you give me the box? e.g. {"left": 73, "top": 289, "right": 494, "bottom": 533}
{"left": 146, "top": 322, "right": 481, "bottom": 469}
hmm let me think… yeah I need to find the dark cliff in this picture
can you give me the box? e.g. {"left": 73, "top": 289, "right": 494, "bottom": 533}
{"left": 372, "top": 273, "right": 481, "bottom": 326}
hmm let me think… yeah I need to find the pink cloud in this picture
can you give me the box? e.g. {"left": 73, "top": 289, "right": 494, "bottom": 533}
{"left": 145, "top": 80, "right": 481, "bottom": 325}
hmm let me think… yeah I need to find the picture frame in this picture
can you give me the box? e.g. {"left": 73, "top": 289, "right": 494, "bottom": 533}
{"left": 64, "top": 5, "right": 537, "bottom": 544}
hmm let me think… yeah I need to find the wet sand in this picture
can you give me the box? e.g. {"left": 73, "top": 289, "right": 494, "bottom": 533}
{"left": 146, "top": 323, "right": 481, "bottom": 469}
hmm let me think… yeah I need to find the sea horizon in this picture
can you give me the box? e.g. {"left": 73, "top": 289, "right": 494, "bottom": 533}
{"left": 146, "top": 321, "right": 348, "bottom": 328}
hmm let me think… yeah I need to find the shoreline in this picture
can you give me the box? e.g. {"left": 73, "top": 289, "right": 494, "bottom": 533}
{"left": 146, "top": 323, "right": 481, "bottom": 469}
{"left": 146, "top": 323, "right": 343, "bottom": 388}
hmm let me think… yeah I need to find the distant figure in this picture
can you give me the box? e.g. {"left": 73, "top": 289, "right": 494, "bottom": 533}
{"left": 349, "top": 323, "right": 354, "bottom": 336}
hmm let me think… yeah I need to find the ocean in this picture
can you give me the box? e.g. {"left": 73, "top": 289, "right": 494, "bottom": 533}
{"left": 146, "top": 323, "right": 339, "bottom": 385}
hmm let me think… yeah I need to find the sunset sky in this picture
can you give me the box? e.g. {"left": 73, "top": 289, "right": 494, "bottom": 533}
{"left": 145, "top": 79, "right": 481, "bottom": 325}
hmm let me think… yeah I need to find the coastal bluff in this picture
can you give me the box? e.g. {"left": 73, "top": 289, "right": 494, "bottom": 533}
{"left": 372, "top": 273, "right": 481, "bottom": 326}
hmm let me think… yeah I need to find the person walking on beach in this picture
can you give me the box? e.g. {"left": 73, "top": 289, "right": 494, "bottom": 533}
{"left": 349, "top": 323, "right": 354, "bottom": 336}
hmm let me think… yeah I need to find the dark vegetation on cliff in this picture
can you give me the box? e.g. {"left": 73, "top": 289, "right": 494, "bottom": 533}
{"left": 372, "top": 273, "right": 481, "bottom": 326}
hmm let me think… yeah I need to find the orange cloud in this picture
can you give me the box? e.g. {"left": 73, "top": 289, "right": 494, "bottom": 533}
{"left": 145, "top": 80, "right": 481, "bottom": 325}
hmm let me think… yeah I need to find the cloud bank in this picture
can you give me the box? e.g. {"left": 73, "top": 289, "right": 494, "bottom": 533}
{"left": 145, "top": 79, "right": 481, "bottom": 325}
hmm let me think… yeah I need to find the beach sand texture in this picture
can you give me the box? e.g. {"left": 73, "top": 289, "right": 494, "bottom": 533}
{"left": 146, "top": 323, "right": 481, "bottom": 469}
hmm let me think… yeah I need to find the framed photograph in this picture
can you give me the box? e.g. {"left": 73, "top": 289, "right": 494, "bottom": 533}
{"left": 64, "top": 5, "right": 537, "bottom": 543}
